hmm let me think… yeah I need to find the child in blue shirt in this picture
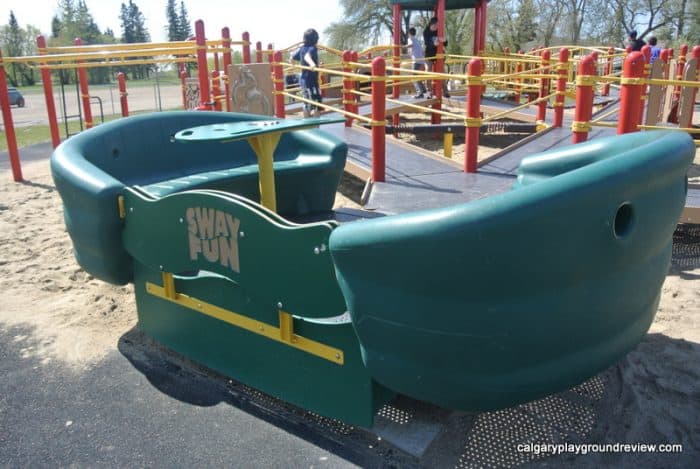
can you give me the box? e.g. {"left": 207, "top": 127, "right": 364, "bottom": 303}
{"left": 291, "top": 29, "right": 322, "bottom": 117}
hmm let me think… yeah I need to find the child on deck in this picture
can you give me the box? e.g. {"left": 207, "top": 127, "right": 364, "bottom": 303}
{"left": 407, "top": 27, "right": 427, "bottom": 99}
{"left": 291, "top": 29, "right": 322, "bottom": 118}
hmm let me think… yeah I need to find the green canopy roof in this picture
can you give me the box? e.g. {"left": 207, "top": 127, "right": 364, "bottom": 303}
{"left": 390, "top": 0, "right": 484, "bottom": 10}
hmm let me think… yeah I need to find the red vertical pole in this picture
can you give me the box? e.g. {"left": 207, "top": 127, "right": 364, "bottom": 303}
{"left": 211, "top": 70, "right": 222, "bottom": 111}
{"left": 195, "top": 20, "right": 212, "bottom": 110}
{"left": 342, "top": 50, "right": 353, "bottom": 127}
{"left": 639, "top": 45, "right": 651, "bottom": 125}
{"left": 180, "top": 69, "right": 188, "bottom": 109}
{"left": 432, "top": 0, "right": 445, "bottom": 125}
{"left": 660, "top": 49, "right": 671, "bottom": 79}
{"left": 371, "top": 56, "right": 386, "bottom": 183}
{"left": 256, "top": 41, "right": 263, "bottom": 63}
{"left": 267, "top": 44, "right": 273, "bottom": 64}
{"left": 74, "top": 38, "right": 94, "bottom": 129}
{"left": 473, "top": 0, "right": 482, "bottom": 56}
{"left": 272, "top": 51, "right": 285, "bottom": 118}
{"left": 464, "top": 58, "right": 482, "bottom": 173}
{"left": 514, "top": 59, "right": 523, "bottom": 104}
{"left": 36, "top": 35, "right": 60, "bottom": 148}
{"left": 392, "top": 3, "right": 401, "bottom": 131}
{"left": 537, "top": 49, "right": 551, "bottom": 121}
{"left": 222, "top": 27, "right": 232, "bottom": 112}
{"left": 479, "top": 0, "right": 487, "bottom": 55}
{"left": 680, "top": 46, "right": 700, "bottom": 128}
{"left": 214, "top": 52, "right": 220, "bottom": 72}
{"left": 242, "top": 32, "right": 251, "bottom": 64}
{"left": 674, "top": 44, "right": 688, "bottom": 104}
{"left": 617, "top": 51, "right": 645, "bottom": 134}
{"left": 553, "top": 48, "right": 569, "bottom": 128}
{"left": 602, "top": 47, "right": 613, "bottom": 96}
{"left": 0, "top": 51, "right": 22, "bottom": 181}
{"left": 117, "top": 72, "right": 129, "bottom": 117}
{"left": 572, "top": 55, "right": 596, "bottom": 143}
{"left": 351, "top": 51, "right": 360, "bottom": 118}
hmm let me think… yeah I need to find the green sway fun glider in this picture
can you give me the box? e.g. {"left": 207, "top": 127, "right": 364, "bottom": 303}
{"left": 51, "top": 111, "right": 694, "bottom": 426}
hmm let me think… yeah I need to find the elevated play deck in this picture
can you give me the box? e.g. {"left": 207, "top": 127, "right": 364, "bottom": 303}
{"left": 323, "top": 96, "right": 697, "bottom": 222}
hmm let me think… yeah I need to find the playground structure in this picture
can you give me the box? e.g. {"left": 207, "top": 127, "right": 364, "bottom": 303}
{"left": 1, "top": 0, "right": 700, "bottom": 428}
{"left": 51, "top": 109, "right": 694, "bottom": 425}
{"left": 1, "top": 7, "right": 699, "bottom": 183}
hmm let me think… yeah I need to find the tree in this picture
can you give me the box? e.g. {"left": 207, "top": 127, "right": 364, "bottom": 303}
{"left": 178, "top": 1, "right": 192, "bottom": 40}
{"left": 0, "top": 11, "right": 38, "bottom": 86}
{"left": 120, "top": 0, "right": 152, "bottom": 79}
{"left": 166, "top": 0, "right": 179, "bottom": 41}
{"left": 325, "top": 0, "right": 411, "bottom": 50}
{"left": 486, "top": 0, "right": 538, "bottom": 52}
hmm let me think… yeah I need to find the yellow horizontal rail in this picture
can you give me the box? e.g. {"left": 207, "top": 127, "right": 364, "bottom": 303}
{"left": 146, "top": 280, "right": 344, "bottom": 365}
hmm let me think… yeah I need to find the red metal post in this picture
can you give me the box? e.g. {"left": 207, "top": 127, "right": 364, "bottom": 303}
{"left": 617, "top": 51, "right": 645, "bottom": 134}
{"left": 0, "top": 51, "right": 22, "bottom": 181}
{"left": 267, "top": 44, "right": 273, "bottom": 63}
{"left": 255, "top": 41, "right": 263, "bottom": 63}
{"left": 272, "top": 51, "right": 286, "bottom": 118}
{"left": 36, "top": 35, "right": 60, "bottom": 148}
{"left": 537, "top": 49, "right": 551, "bottom": 121}
{"left": 351, "top": 51, "right": 360, "bottom": 118}
{"left": 242, "top": 32, "right": 251, "bottom": 64}
{"left": 211, "top": 70, "right": 222, "bottom": 111}
{"left": 180, "top": 68, "right": 188, "bottom": 109}
{"left": 432, "top": 0, "right": 446, "bottom": 125}
{"left": 195, "top": 20, "right": 212, "bottom": 110}
{"left": 572, "top": 55, "right": 596, "bottom": 143}
{"left": 371, "top": 56, "right": 386, "bottom": 182}
{"left": 514, "top": 60, "right": 523, "bottom": 104}
{"left": 639, "top": 45, "right": 651, "bottom": 124}
{"left": 479, "top": 0, "right": 487, "bottom": 55}
{"left": 674, "top": 44, "right": 688, "bottom": 100}
{"left": 553, "top": 48, "right": 569, "bottom": 128}
{"left": 602, "top": 47, "right": 613, "bottom": 96}
{"left": 221, "top": 27, "right": 232, "bottom": 112}
{"left": 680, "top": 46, "right": 700, "bottom": 128}
{"left": 117, "top": 72, "right": 129, "bottom": 117}
{"left": 74, "top": 38, "right": 94, "bottom": 129}
{"left": 464, "top": 58, "right": 483, "bottom": 173}
{"left": 660, "top": 48, "right": 671, "bottom": 79}
{"left": 392, "top": 3, "right": 401, "bottom": 131}
{"left": 473, "top": 0, "right": 482, "bottom": 56}
{"left": 342, "top": 50, "right": 353, "bottom": 127}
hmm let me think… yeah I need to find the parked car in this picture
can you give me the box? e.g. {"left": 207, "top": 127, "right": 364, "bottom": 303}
{"left": 7, "top": 87, "right": 25, "bottom": 107}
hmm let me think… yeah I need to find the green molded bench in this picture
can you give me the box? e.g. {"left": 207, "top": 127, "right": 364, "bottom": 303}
{"left": 51, "top": 111, "right": 347, "bottom": 285}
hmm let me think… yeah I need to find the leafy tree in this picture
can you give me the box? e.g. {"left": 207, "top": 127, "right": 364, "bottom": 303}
{"left": 487, "top": 0, "right": 538, "bottom": 52}
{"left": 178, "top": 1, "right": 192, "bottom": 40}
{"left": 120, "top": 0, "right": 152, "bottom": 79}
{"left": 325, "top": 0, "right": 412, "bottom": 50}
{"left": 166, "top": 0, "right": 179, "bottom": 41}
{"left": 0, "top": 11, "right": 38, "bottom": 85}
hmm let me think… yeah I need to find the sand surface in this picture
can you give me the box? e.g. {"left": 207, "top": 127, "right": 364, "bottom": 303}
{"left": 1, "top": 146, "right": 698, "bottom": 466}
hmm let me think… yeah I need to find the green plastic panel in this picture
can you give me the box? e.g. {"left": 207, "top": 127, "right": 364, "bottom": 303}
{"left": 133, "top": 264, "right": 393, "bottom": 426}
{"left": 122, "top": 187, "right": 346, "bottom": 319}
{"left": 329, "top": 131, "right": 694, "bottom": 412}
{"left": 50, "top": 111, "right": 347, "bottom": 285}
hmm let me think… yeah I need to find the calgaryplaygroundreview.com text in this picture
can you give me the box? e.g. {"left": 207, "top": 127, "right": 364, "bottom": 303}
{"left": 517, "top": 442, "right": 683, "bottom": 455}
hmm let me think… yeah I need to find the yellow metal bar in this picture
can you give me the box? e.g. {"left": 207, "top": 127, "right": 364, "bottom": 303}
{"left": 281, "top": 91, "right": 373, "bottom": 124}
{"left": 117, "top": 195, "right": 126, "bottom": 219}
{"left": 162, "top": 272, "right": 176, "bottom": 300}
{"left": 246, "top": 133, "right": 281, "bottom": 212}
{"left": 31, "top": 57, "right": 196, "bottom": 70}
{"left": 279, "top": 310, "right": 294, "bottom": 343}
{"left": 638, "top": 125, "right": 700, "bottom": 133}
{"left": 443, "top": 132, "right": 453, "bottom": 158}
{"left": 146, "top": 281, "right": 345, "bottom": 365}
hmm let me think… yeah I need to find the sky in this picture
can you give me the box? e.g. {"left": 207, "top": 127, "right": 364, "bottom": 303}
{"left": 2, "top": 0, "right": 343, "bottom": 50}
